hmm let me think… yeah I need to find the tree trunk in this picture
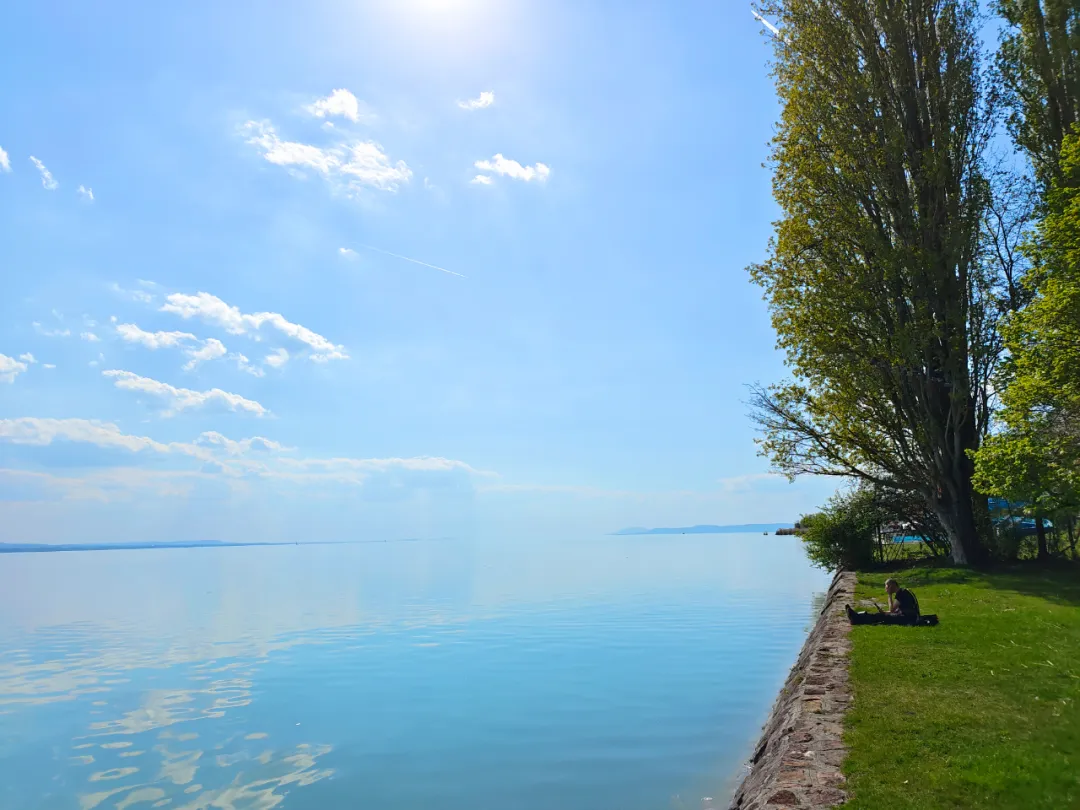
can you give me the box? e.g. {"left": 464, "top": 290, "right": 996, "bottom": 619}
{"left": 934, "top": 486, "right": 983, "bottom": 566}
{"left": 933, "top": 434, "right": 987, "bottom": 565}
{"left": 1035, "top": 514, "right": 1049, "bottom": 561}
{"left": 936, "top": 505, "right": 973, "bottom": 565}
{"left": 1068, "top": 517, "right": 1077, "bottom": 560}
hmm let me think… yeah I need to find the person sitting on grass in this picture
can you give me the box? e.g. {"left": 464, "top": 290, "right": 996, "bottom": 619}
{"left": 846, "top": 578, "right": 920, "bottom": 625}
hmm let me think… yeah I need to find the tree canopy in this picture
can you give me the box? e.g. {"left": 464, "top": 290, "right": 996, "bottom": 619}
{"left": 973, "top": 133, "right": 1080, "bottom": 535}
{"left": 750, "top": 0, "right": 997, "bottom": 563}
{"left": 995, "top": 0, "right": 1080, "bottom": 185}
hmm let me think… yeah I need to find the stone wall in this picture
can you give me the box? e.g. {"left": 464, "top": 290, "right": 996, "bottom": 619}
{"left": 728, "top": 570, "right": 856, "bottom": 809}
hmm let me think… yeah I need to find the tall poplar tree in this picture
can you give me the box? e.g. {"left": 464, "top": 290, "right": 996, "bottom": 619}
{"left": 749, "top": 0, "right": 997, "bottom": 564}
{"left": 995, "top": 0, "right": 1080, "bottom": 186}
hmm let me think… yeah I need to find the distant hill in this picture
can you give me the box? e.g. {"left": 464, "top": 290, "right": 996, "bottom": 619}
{"left": 612, "top": 523, "right": 794, "bottom": 536}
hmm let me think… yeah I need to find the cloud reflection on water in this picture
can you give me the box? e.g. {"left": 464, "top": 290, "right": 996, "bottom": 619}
{"left": 0, "top": 536, "right": 830, "bottom": 809}
{"left": 72, "top": 673, "right": 333, "bottom": 809}
{"left": 77, "top": 740, "right": 333, "bottom": 810}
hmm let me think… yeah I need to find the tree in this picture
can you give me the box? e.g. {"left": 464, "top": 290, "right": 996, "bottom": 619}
{"left": 749, "top": 0, "right": 997, "bottom": 564}
{"left": 995, "top": 0, "right": 1080, "bottom": 186}
{"left": 973, "top": 134, "right": 1080, "bottom": 555}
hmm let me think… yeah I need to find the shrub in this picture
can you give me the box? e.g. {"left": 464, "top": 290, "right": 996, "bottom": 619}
{"left": 799, "top": 487, "right": 878, "bottom": 571}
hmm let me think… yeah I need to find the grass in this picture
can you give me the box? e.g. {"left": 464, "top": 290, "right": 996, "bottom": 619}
{"left": 843, "top": 565, "right": 1080, "bottom": 809}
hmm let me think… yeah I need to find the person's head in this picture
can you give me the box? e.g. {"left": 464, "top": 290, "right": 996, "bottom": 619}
{"left": 884, "top": 578, "right": 899, "bottom": 595}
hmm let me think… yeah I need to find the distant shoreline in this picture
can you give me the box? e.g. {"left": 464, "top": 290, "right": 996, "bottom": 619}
{"left": 0, "top": 538, "right": 432, "bottom": 555}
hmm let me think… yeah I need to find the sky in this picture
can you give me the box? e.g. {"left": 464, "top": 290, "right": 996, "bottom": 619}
{"left": 0, "top": 0, "right": 838, "bottom": 544}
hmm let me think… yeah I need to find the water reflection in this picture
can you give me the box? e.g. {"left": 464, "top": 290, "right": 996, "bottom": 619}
{"left": 77, "top": 737, "right": 333, "bottom": 810}
{"left": 88, "top": 678, "right": 253, "bottom": 736}
{"left": 0, "top": 535, "right": 830, "bottom": 810}
{"left": 71, "top": 673, "right": 333, "bottom": 809}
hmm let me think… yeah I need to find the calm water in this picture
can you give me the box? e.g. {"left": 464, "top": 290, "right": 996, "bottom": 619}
{"left": 0, "top": 534, "right": 829, "bottom": 810}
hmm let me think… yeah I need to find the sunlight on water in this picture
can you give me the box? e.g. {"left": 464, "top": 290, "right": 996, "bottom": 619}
{"left": 0, "top": 534, "right": 830, "bottom": 809}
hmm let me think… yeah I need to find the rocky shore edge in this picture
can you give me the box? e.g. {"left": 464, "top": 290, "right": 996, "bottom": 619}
{"left": 728, "top": 570, "right": 856, "bottom": 809}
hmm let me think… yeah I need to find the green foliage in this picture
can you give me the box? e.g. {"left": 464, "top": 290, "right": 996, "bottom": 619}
{"left": 974, "top": 134, "right": 1080, "bottom": 519}
{"left": 750, "top": 0, "right": 998, "bottom": 564}
{"left": 995, "top": 0, "right": 1080, "bottom": 186}
{"left": 844, "top": 566, "right": 1080, "bottom": 809}
{"left": 800, "top": 488, "right": 878, "bottom": 571}
{"left": 800, "top": 483, "right": 951, "bottom": 571}
{"left": 975, "top": 430, "right": 1078, "bottom": 513}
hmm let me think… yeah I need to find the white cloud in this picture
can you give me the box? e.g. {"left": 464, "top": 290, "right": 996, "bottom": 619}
{"left": 470, "top": 174, "right": 493, "bottom": 185}
{"left": 80, "top": 331, "right": 100, "bottom": 342}
{"left": 181, "top": 337, "right": 227, "bottom": 371}
{"left": 2, "top": 418, "right": 488, "bottom": 480}
{"left": 458, "top": 91, "right": 495, "bottom": 111}
{"left": 264, "top": 348, "right": 290, "bottom": 368}
{"left": 278, "top": 456, "right": 489, "bottom": 475}
{"left": 0, "top": 419, "right": 288, "bottom": 473}
{"left": 77, "top": 185, "right": 94, "bottom": 202}
{"left": 0, "top": 466, "right": 223, "bottom": 503}
{"left": 32, "top": 322, "right": 71, "bottom": 338}
{"left": 338, "top": 247, "right": 358, "bottom": 259}
{"left": 115, "top": 323, "right": 196, "bottom": 349}
{"left": 160, "top": 291, "right": 348, "bottom": 362}
{"left": 110, "top": 282, "right": 156, "bottom": 304}
{"left": 230, "top": 353, "right": 265, "bottom": 377}
{"left": 195, "top": 431, "right": 286, "bottom": 455}
{"left": 103, "top": 370, "right": 269, "bottom": 417}
{"left": 43, "top": 364, "right": 56, "bottom": 369}
{"left": 0, "top": 146, "right": 10, "bottom": 173}
{"left": 1, "top": 418, "right": 182, "bottom": 455}
{"left": 116, "top": 320, "right": 286, "bottom": 373}
{"left": 1, "top": 418, "right": 490, "bottom": 495}
{"left": 245, "top": 121, "right": 337, "bottom": 173}
{"left": 473, "top": 154, "right": 551, "bottom": 183}
{"left": 242, "top": 120, "right": 411, "bottom": 194}
{"left": 18, "top": 353, "right": 36, "bottom": 364}
{"left": 304, "top": 89, "right": 373, "bottom": 123}
{"left": 29, "top": 156, "right": 58, "bottom": 190}
{"left": 0, "top": 353, "right": 29, "bottom": 383}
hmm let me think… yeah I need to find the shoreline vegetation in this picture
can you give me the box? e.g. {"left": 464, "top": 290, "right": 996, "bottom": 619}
{"left": 746, "top": 0, "right": 1080, "bottom": 569}
{"left": 743, "top": 3, "right": 1080, "bottom": 804}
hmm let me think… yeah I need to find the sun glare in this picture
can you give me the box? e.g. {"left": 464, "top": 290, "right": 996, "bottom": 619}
{"left": 365, "top": 0, "right": 511, "bottom": 61}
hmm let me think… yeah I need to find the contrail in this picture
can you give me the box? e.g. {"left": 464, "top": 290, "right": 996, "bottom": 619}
{"left": 355, "top": 244, "right": 466, "bottom": 278}
{"left": 752, "top": 8, "right": 784, "bottom": 40}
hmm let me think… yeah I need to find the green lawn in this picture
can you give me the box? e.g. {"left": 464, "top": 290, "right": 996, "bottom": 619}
{"left": 843, "top": 566, "right": 1080, "bottom": 809}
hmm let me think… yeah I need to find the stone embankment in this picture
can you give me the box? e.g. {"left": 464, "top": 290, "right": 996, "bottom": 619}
{"left": 729, "top": 570, "right": 856, "bottom": 809}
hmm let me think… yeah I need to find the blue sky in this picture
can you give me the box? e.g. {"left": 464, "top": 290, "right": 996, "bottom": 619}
{"left": 0, "top": 0, "right": 836, "bottom": 544}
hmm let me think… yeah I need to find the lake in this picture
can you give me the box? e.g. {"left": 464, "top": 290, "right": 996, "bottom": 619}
{"left": 0, "top": 534, "right": 830, "bottom": 810}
